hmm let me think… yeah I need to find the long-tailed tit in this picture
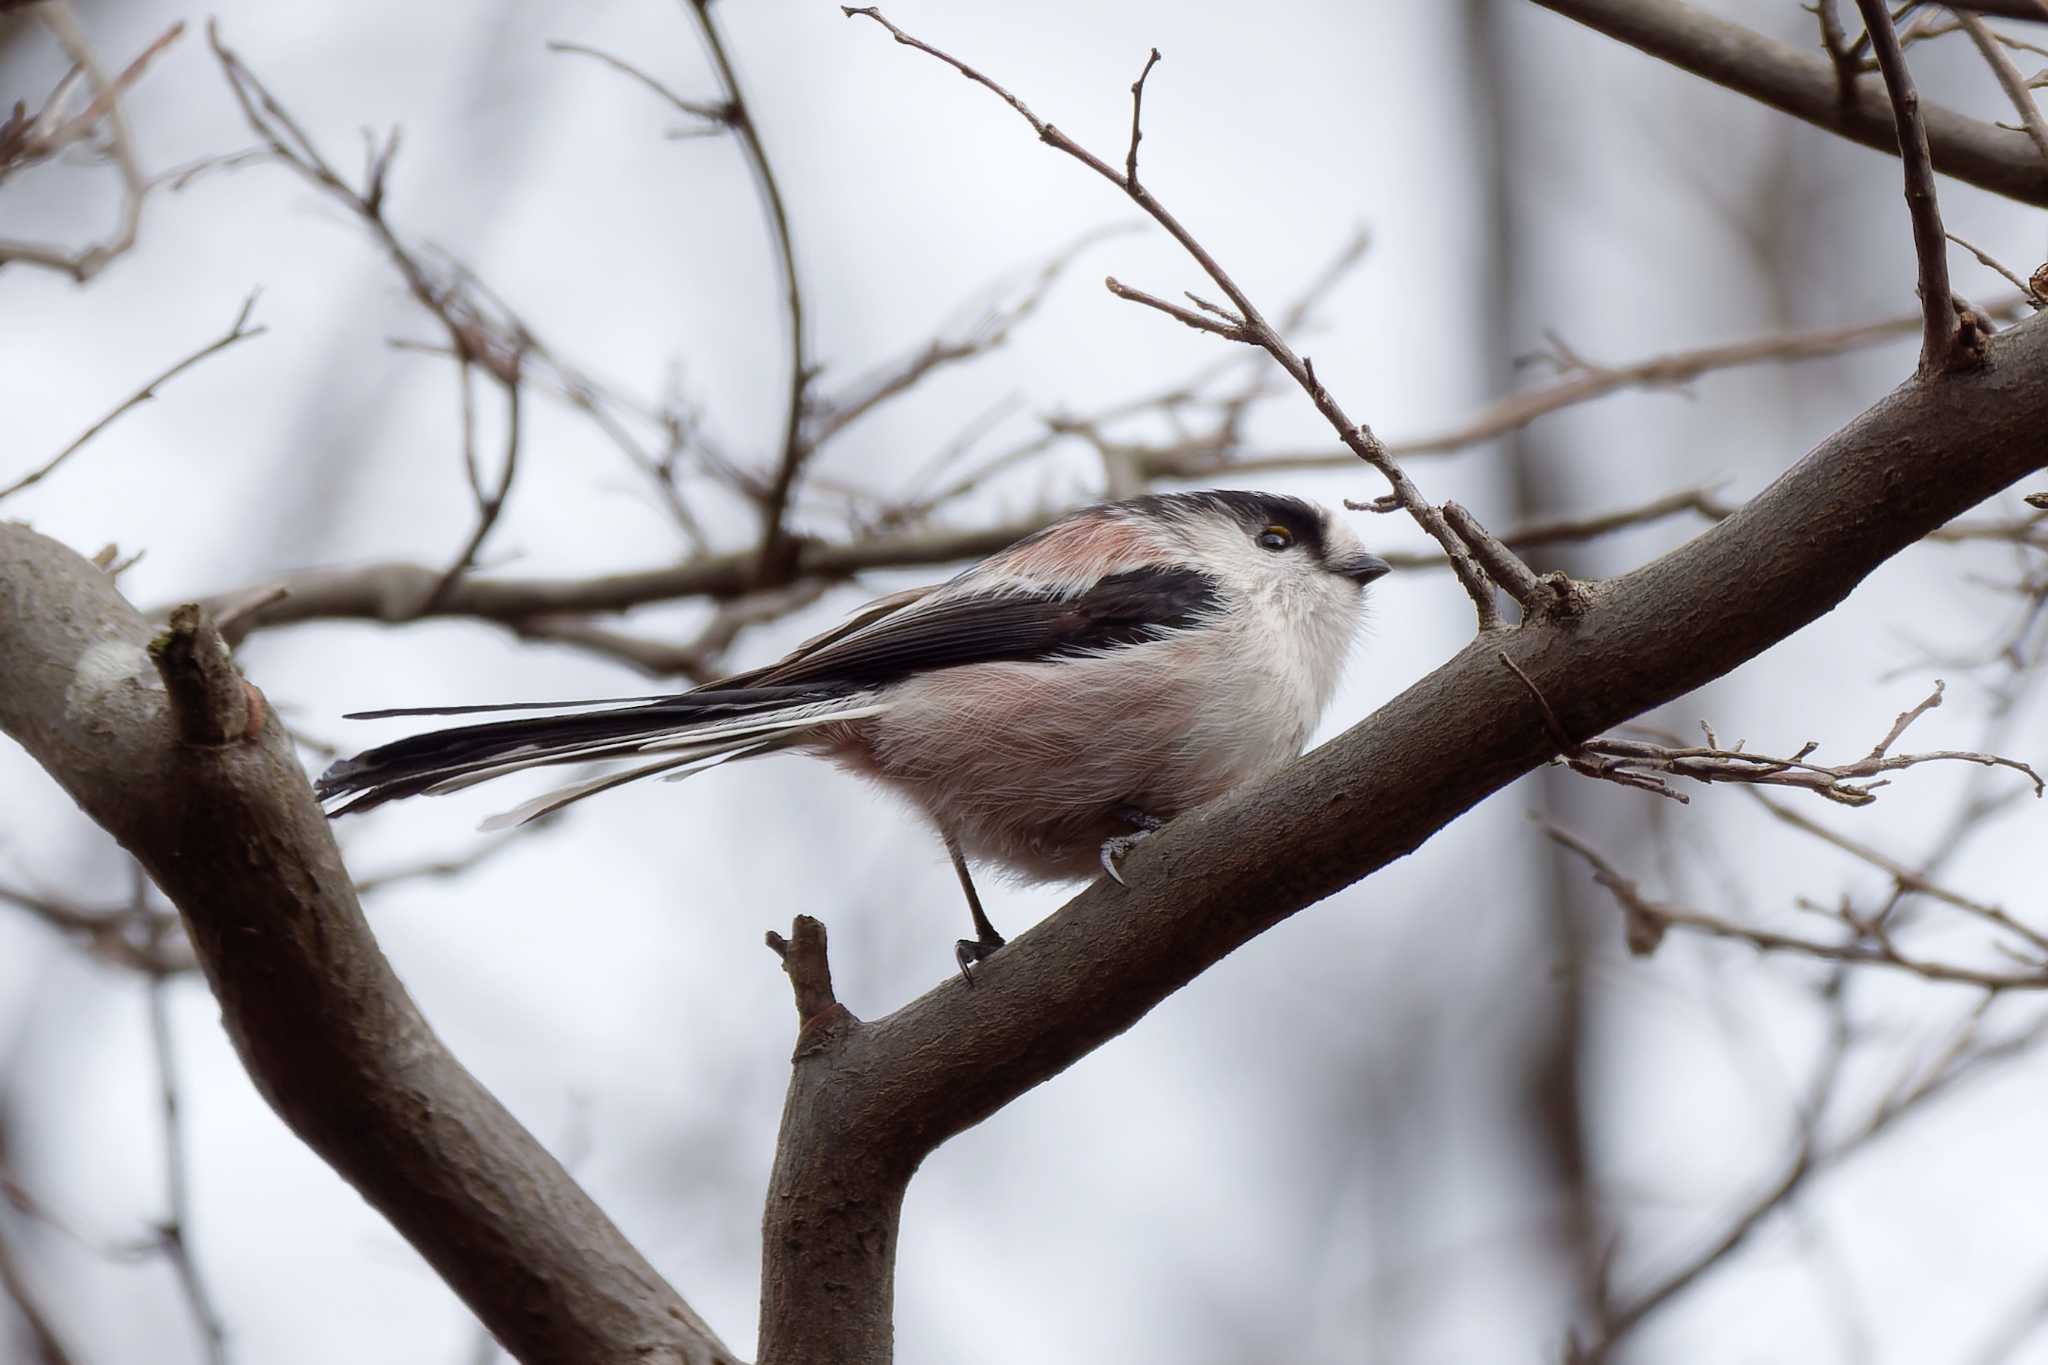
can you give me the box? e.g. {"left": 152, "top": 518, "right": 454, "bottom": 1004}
{"left": 318, "top": 490, "right": 1391, "bottom": 972}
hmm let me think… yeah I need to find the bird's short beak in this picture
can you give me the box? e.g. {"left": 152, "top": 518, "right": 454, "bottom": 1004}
{"left": 1336, "top": 552, "right": 1392, "bottom": 586}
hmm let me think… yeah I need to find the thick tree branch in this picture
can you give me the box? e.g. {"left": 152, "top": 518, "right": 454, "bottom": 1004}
{"left": 1531, "top": 0, "right": 2048, "bottom": 207}
{"left": 751, "top": 308, "right": 2048, "bottom": 1364}
{"left": 0, "top": 534, "right": 739, "bottom": 1365}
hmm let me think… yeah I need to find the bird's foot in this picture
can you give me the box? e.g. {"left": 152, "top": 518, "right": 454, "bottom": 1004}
{"left": 1099, "top": 807, "right": 1165, "bottom": 886}
{"left": 955, "top": 931, "right": 1006, "bottom": 987}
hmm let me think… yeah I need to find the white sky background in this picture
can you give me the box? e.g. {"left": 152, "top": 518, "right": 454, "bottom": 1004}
{"left": 3, "top": 1, "right": 2048, "bottom": 1362}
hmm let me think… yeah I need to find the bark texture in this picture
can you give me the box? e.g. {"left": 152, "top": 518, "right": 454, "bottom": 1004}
{"left": 0, "top": 532, "right": 738, "bottom": 1365}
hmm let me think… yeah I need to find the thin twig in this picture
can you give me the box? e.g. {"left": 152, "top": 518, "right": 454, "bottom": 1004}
{"left": 1444, "top": 502, "right": 1553, "bottom": 611}
{"left": 807, "top": 224, "right": 1132, "bottom": 451}
{"left": 512, "top": 578, "right": 831, "bottom": 680}
{"left": 143, "top": 904, "right": 230, "bottom": 1365}
{"left": 1565, "top": 680, "right": 2043, "bottom": 806}
{"left": 1854, "top": 0, "right": 1963, "bottom": 371}
{"left": 546, "top": 39, "right": 732, "bottom": 129}
{"left": 1814, "top": 0, "right": 1861, "bottom": 103}
{"left": 1132, "top": 296, "right": 2027, "bottom": 479}
{"left": 1946, "top": 232, "right": 2042, "bottom": 303}
{"left": 0, "top": 1216, "right": 79, "bottom": 1365}
{"left": 1580, "top": 982, "right": 2048, "bottom": 1360}
{"left": 1753, "top": 791, "right": 2048, "bottom": 953}
{"left": 420, "top": 358, "right": 525, "bottom": 614}
{"left": 1104, "top": 276, "right": 1252, "bottom": 340}
{"left": 209, "top": 24, "right": 548, "bottom": 600}
{"left": 1543, "top": 821, "right": 2048, "bottom": 991}
{"left": 1124, "top": 47, "right": 1162, "bottom": 189}
{"left": 1954, "top": 10, "right": 2048, "bottom": 166}
{"left": 1, "top": 293, "right": 266, "bottom": 504}
{"left": 0, "top": 6, "right": 163, "bottom": 280}
{"left": 688, "top": 0, "right": 810, "bottom": 579}
{"left": 841, "top": 5, "right": 1504, "bottom": 628}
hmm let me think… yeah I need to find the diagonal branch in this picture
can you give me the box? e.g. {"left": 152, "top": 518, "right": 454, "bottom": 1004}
{"left": 1, "top": 293, "right": 265, "bottom": 504}
{"left": 1531, "top": 0, "right": 2048, "bottom": 208}
{"left": 739, "top": 225, "right": 2048, "bottom": 1359}
{"left": 1954, "top": 10, "right": 2048, "bottom": 168}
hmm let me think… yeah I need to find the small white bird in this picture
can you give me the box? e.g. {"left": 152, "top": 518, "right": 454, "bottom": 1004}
{"left": 319, "top": 490, "right": 1390, "bottom": 971}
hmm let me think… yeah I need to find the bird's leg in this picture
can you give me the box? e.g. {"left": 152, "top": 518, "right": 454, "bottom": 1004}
{"left": 1099, "top": 805, "right": 1165, "bottom": 886}
{"left": 947, "top": 832, "right": 1005, "bottom": 984}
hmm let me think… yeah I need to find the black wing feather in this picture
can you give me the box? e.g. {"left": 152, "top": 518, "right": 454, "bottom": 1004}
{"left": 320, "top": 565, "right": 1220, "bottom": 817}
{"left": 733, "top": 565, "right": 1222, "bottom": 690}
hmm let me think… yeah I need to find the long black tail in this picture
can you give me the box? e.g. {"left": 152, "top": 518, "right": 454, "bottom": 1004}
{"left": 316, "top": 685, "right": 879, "bottom": 822}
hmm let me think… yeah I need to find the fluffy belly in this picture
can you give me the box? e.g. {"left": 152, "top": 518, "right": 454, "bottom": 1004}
{"left": 827, "top": 650, "right": 1307, "bottom": 883}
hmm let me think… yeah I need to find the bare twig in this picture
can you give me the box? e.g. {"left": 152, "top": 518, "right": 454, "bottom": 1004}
{"left": 1, "top": 293, "right": 265, "bottom": 504}
{"left": 806, "top": 225, "right": 1131, "bottom": 452}
{"left": 1814, "top": 0, "right": 1861, "bottom": 103}
{"left": 0, "top": 6, "right": 168, "bottom": 281}
{"left": 1575, "top": 978, "right": 2048, "bottom": 1360}
{"left": 1132, "top": 296, "right": 2027, "bottom": 478}
{"left": 1948, "top": 0, "right": 2048, "bottom": 22}
{"left": 1444, "top": 502, "right": 1554, "bottom": 612}
{"left": 1565, "top": 681, "right": 2043, "bottom": 806}
{"left": 1955, "top": 11, "right": 2048, "bottom": 167}
{"left": 1124, "top": 47, "right": 1162, "bottom": 190}
{"left": 352, "top": 828, "right": 546, "bottom": 898}
{"left": 1854, "top": 0, "right": 1963, "bottom": 369}
{"left": 0, "top": 1220, "right": 77, "bottom": 1365}
{"left": 1544, "top": 821, "right": 2048, "bottom": 991}
{"left": 1104, "top": 275, "right": 1251, "bottom": 340}
{"left": 420, "top": 369, "right": 525, "bottom": 613}
{"left": 1753, "top": 791, "right": 2048, "bottom": 952}
{"left": 144, "top": 929, "right": 230, "bottom": 1365}
{"left": 210, "top": 27, "right": 551, "bottom": 605}
{"left": 511, "top": 578, "right": 831, "bottom": 680}
{"left": 546, "top": 39, "right": 732, "bottom": 130}
{"left": 686, "top": 1, "right": 810, "bottom": 579}
{"left": 1946, "top": 232, "right": 2043, "bottom": 303}
{"left": 0, "top": 881, "right": 196, "bottom": 973}
{"left": 842, "top": 5, "right": 1504, "bottom": 627}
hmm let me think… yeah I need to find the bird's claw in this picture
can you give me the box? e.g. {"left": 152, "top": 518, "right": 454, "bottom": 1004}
{"left": 1099, "top": 829, "right": 1154, "bottom": 886}
{"left": 955, "top": 932, "right": 1005, "bottom": 987}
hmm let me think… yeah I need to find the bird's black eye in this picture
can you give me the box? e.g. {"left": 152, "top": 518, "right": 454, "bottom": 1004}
{"left": 1257, "top": 525, "right": 1294, "bottom": 551}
